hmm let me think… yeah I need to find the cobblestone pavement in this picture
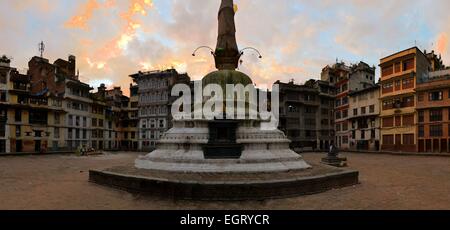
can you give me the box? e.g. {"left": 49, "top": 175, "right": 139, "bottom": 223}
{"left": 1, "top": 152, "right": 450, "bottom": 210}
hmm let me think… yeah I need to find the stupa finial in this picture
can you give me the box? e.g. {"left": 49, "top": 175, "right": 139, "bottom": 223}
{"left": 214, "top": 0, "right": 240, "bottom": 70}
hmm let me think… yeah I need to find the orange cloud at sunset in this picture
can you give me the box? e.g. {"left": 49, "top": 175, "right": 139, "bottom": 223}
{"left": 437, "top": 33, "right": 448, "bottom": 55}
{"left": 65, "top": 0, "right": 115, "bottom": 29}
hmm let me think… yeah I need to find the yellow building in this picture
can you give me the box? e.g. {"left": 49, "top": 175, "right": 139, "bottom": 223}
{"left": 379, "top": 47, "right": 430, "bottom": 152}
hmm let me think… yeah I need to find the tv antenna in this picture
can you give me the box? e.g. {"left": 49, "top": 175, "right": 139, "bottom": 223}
{"left": 38, "top": 41, "right": 45, "bottom": 58}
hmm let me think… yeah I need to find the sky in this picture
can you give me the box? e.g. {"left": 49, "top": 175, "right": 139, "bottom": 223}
{"left": 1, "top": 0, "right": 449, "bottom": 96}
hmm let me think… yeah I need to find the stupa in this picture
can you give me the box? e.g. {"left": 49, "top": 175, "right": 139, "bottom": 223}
{"left": 90, "top": 0, "right": 359, "bottom": 200}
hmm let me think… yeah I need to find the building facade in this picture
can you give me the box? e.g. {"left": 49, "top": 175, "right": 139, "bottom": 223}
{"left": 348, "top": 85, "right": 381, "bottom": 151}
{"left": 1, "top": 54, "right": 143, "bottom": 154}
{"left": 321, "top": 61, "right": 376, "bottom": 150}
{"left": 130, "top": 69, "right": 190, "bottom": 151}
{"left": 416, "top": 69, "right": 450, "bottom": 153}
{"left": 379, "top": 47, "right": 430, "bottom": 152}
{"left": 277, "top": 79, "right": 335, "bottom": 151}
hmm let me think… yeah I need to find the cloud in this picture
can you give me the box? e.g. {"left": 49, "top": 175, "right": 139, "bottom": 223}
{"left": 437, "top": 33, "right": 448, "bottom": 55}
{"left": 3, "top": 0, "right": 450, "bottom": 96}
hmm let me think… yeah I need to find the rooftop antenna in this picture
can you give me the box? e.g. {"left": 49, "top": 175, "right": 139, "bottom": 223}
{"left": 38, "top": 41, "right": 45, "bottom": 58}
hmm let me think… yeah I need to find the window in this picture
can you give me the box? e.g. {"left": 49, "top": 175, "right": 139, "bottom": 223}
{"left": 395, "top": 80, "right": 401, "bottom": 90}
{"left": 99, "top": 119, "right": 104, "bottom": 127}
{"left": 54, "top": 127, "right": 60, "bottom": 139}
{"left": 16, "top": 125, "right": 21, "bottom": 137}
{"left": 68, "top": 129, "right": 73, "bottom": 139}
{"left": 343, "top": 136, "right": 349, "bottom": 144}
{"left": 131, "top": 132, "right": 136, "bottom": 139}
{"left": 383, "top": 117, "right": 394, "bottom": 127}
{"left": 382, "top": 65, "right": 394, "bottom": 77}
{"left": 382, "top": 82, "right": 394, "bottom": 94}
{"left": 369, "top": 105, "right": 375, "bottom": 113}
{"left": 92, "top": 118, "right": 97, "bottom": 127}
{"left": 430, "top": 125, "right": 443, "bottom": 137}
{"left": 418, "top": 110, "right": 425, "bottom": 123}
{"left": 159, "top": 120, "right": 165, "bottom": 128}
{"left": 361, "top": 107, "right": 366, "bottom": 115}
{"left": 403, "top": 115, "right": 414, "bottom": 126}
{"left": 394, "top": 62, "right": 401, "bottom": 73}
{"left": 418, "top": 125, "right": 424, "bottom": 137}
{"left": 75, "top": 129, "right": 80, "bottom": 139}
{"left": 75, "top": 116, "right": 80, "bottom": 127}
{"left": 429, "top": 91, "right": 443, "bottom": 101}
{"left": 336, "top": 124, "right": 341, "bottom": 132}
{"left": 15, "top": 110, "right": 22, "bottom": 122}
{"left": 34, "top": 131, "right": 42, "bottom": 137}
{"left": 342, "top": 122, "right": 348, "bottom": 131}
{"left": 83, "top": 117, "right": 87, "bottom": 127}
{"left": 402, "top": 96, "right": 414, "bottom": 107}
{"left": 342, "top": 110, "right": 348, "bottom": 118}
{"left": 371, "top": 129, "right": 376, "bottom": 139}
{"left": 361, "top": 131, "right": 366, "bottom": 140}
{"left": 68, "top": 115, "right": 73, "bottom": 126}
{"left": 395, "top": 116, "right": 401, "bottom": 127}
{"left": 342, "top": 84, "right": 348, "bottom": 92}
{"left": 83, "top": 130, "right": 87, "bottom": 139}
{"left": 383, "top": 135, "right": 394, "bottom": 145}
{"left": 336, "top": 111, "right": 341, "bottom": 119}
{"left": 418, "top": 92, "right": 424, "bottom": 102}
{"left": 54, "top": 113, "right": 60, "bottom": 125}
{"left": 0, "top": 91, "right": 6, "bottom": 102}
{"left": 322, "top": 109, "right": 329, "bottom": 116}
{"left": 383, "top": 100, "right": 393, "bottom": 110}
{"left": 29, "top": 110, "right": 48, "bottom": 125}
{"left": 336, "top": 99, "right": 341, "bottom": 107}
{"left": 402, "top": 78, "right": 414, "bottom": 89}
{"left": 430, "top": 109, "right": 443, "bottom": 122}
{"left": 0, "top": 125, "right": 8, "bottom": 140}
{"left": 403, "top": 134, "right": 415, "bottom": 145}
{"left": 305, "top": 107, "right": 315, "bottom": 114}
{"left": 403, "top": 58, "right": 415, "bottom": 71}
{"left": 353, "top": 109, "right": 358, "bottom": 116}
{"left": 342, "top": 97, "right": 348, "bottom": 105}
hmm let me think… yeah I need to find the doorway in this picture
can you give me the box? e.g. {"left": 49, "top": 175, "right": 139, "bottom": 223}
{"left": 35, "top": 140, "right": 41, "bottom": 152}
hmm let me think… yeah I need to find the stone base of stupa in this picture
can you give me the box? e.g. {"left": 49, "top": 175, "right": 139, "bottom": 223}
{"left": 89, "top": 119, "right": 359, "bottom": 200}
{"left": 89, "top": 163, "right": 358, "bottom": 200}
{"left": 135, "top": 119, "right": 311, "bottom": 173}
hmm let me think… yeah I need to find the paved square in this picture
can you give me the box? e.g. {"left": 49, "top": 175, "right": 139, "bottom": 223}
{"left": 1, "top": 152, "right": 449, "bottom": 210}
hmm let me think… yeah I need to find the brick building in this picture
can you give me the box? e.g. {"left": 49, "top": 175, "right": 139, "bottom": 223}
{"left": 416, "top": 69, "right": 450, "bottom": 153}
{"left": 379, "top": 47, "right": 432, "bottom": 152}
{"left": 321, "top": 61, "right": 376, "bottom": 150}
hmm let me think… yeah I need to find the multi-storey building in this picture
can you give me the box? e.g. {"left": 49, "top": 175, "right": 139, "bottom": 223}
{"left": 91, "top": 84, "right": 139, "bottom": 151}
{"left": 308, "top": 79, "right": 336, "bottom": 150}
{"left": 2, "top": 53, "right": 143, "bottom": 154}
{"left": 27, "top": 55, "right": 94, "bottom": 151}
{"left": 121, "top": 84, "right": 139, "bottom": 150}
{"left": 416, "top": 68, "right": 450, "bottom": 153}
{"left": 277, "top": 79, "right": 335, "bottom": 151}
{"left": 322, "top": 61, "right": 376, "bottom": 150}
{"left": 348, "top": 84, "right": 381, "bottom": 151}
{"left": 0, "top": 56, "right": 12, "bottom": 152}
{"left": 378, "top": 47, "right": 431, "bottom": 152}
{"left": 130, "top": 69, "right": 190, "bottom": 151}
